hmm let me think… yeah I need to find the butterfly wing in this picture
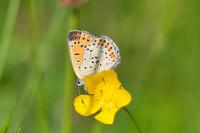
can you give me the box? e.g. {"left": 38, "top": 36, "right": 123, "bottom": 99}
{"left": 79, "top": 36, "right": 121, "bottom": 78}
{"left": 68, "top": 30, "right": 95, "bottom": 79}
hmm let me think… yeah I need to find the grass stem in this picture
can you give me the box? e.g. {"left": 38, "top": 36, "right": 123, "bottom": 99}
{"left": 0, "top": 0, "right": 21, "bottom": 80}
{"left": 62, "top": 8, "right": 79, "bottom": 133}
{"left": 123, "top": 107, "right": 143, "bottom": 133}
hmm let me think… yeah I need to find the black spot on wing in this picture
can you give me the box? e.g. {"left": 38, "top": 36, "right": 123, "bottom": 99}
{"left": 74, "top": 53, "right": 80, "bottom": 55}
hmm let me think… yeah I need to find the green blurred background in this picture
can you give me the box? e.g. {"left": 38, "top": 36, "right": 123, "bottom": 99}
{"left": 0, "top": 0, "right": 200, "bottom": 133}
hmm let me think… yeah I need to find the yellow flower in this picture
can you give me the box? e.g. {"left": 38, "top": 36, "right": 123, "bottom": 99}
{"left": 74, "top": 70, "right": 132, "bottom": 124}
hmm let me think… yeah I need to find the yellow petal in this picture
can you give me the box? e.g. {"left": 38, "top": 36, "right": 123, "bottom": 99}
{"left": 94, "top": 102, "right": 119, "bottom": 124}
{"left": 84, "top": 70, "right": 120, "bottom": 94}
{"left": 84, "top": 75, "right": 101, "bottom": 94}
{"left": 114, "top": 86, "right": 132, "bottom": 107}
{"left": 74, "top": 95, "right": 101, "bottom": 116}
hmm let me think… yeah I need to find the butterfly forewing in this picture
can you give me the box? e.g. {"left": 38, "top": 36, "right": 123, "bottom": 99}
{"left": 68, "top": 30, "right": 95, "bottom": 79}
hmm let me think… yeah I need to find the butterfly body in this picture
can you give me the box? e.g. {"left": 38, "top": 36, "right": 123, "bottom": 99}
{"left": 68, "top": 30, "right": 121, "bottom": 82}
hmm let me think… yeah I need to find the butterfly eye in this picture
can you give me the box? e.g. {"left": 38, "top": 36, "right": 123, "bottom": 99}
{"left": 77, "top": 80, "right": 81, "bottom": 86}
{"left": 77, "top": 79, "right": 84, "bottom": 86}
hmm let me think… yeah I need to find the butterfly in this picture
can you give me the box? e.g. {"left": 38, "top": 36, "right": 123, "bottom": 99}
{"left": 68, "top": 30, "right": 121, "bottom": 86}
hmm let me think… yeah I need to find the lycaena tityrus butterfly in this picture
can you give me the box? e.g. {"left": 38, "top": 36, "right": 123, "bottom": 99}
{"left": 68, "top": 30, "right": 121, "bottom": 86}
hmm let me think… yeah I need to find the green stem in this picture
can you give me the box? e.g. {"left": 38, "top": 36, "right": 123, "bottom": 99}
{"left": 8, "top": 1, "right": 68, "bottom": 132}
{"left": 123, "top": 107, "right": 143, "bottom": 133}
{"left": 0, "top": 0, "right": 21, "bottom": 80}
{"left": 7, "top": 0, "right": 40, "bottom": 132}
{"left": 62, "top": 8, "right": 79, "bottom": 133}
{"left": 0, "top": 113, "right": 11, "bottom": 133}
{"left": 36, "top": 76, "right": 49, "bottom": 133}
{"left": 8, "top": 70, "right": 42, "bottom": 133}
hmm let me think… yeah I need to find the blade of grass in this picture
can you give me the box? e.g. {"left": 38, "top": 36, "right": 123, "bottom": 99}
{"left": 7, "top": 71, "right": 43, "bottom": 133}
{"left": 8, "top": 1, "right": 68, "bottom": 132}
{"left": 62, "top": 8, "right": 79, "bottom": 133}
{"left": 0, "top": 113, "right": 11, "bottom": 133}
{"left": 36, "top": 76, "right": 50, "bottom": 133}
{"left": 0, "top": 0, "right": 21, "bottom": 80}
{"left": 7, "top": 0, "right": 41, "bottom": 131}
{"left": 33, "top": 3, "right": 69, "bottom": 133}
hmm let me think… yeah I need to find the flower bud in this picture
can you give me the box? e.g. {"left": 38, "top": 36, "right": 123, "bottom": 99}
{"left": 59, "top": 0, "right": 85, "bottom": 8}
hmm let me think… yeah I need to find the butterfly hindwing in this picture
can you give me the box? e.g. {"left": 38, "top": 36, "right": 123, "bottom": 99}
{"left": 79, "top": 36, "right": 121, "bottom": 78}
